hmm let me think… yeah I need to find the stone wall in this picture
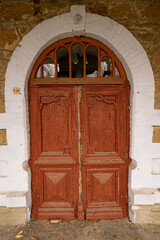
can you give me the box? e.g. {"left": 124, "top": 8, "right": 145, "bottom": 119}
{"left": 0, "top": 0, "right": 160, "bottom": 114}
{"left": 0, "top": 2, "right": 160, "bottom": 224}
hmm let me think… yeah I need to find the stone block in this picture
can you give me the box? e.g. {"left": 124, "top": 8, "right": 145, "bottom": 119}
{"left": 41, "top": 2, "right": 69, "bottom": 20}
{"left": 0, "top": 50, "right": 2, "bottom": 59}
{"left": 131, "top": 31, "right": 154, "bottom": 44}
{"left": 26, "top": 15, "right": 41, "bottom": 29}
{"left": 152, "top": 126, "right": 160, "bottom": 143}
{"left": 154, "top": 93, "right": 160, "bottom": 109}
{"left": 0, "top": 3, "right": 34, "bottom": 21}
{"left": 155, "top": 81, "right": 160, "bottom": 91}
{"left": 151, "top": 47, "right": 160, "bottom": 73}
{"left": 70, "top": 5, "right": 86, "bottom": 31}
{"left": 16, "top": 21, "right": 31, "bottom": 38}
{"left": 0, "top": 22, "right": 20, "bottom": 51}
{"left": 0, "top": 59, "right": 8, "bottom": 79}
{"left": 155, "top": 190, "right": 160, "bottom": 204}
{"left": 134, "top": 0, "right": 160, "bottom": 21}
{"left": 134, "top": 205, "right": 160, "bottom": 224}
{"left": 0, "top": 129, "right": 7, "bottom": 145}
{"left": 0, "top": 195, "right": 6, "bottom": 206}
{"left": 86, "top": 4, "right": 108, "bottom": 16}
{"left": 152, "top": 159, "right": 160, "bottom": 175}
{"left": 0, "top": 207, "right": 26, "bottom": 225}
{"left": 6, "top": 195, "right": 27, "bottom": 208}
{"left": 118, "top": 20, "right": 160, "bottom": 34}
{"left": 154, "top": 81, "right": 160, "bottom": 109}
{"left": 0, "top": 161, "right": 8, "bottom": 177}
{"left": 0, "top": 97, "right": 5, "bottom": 113}
{"left": 153, "top": 34, "right": 160, "bottom": 46}
{"left": 0, "top": 80, "right": 5, "bottom": 97}
{"left": 108, "top": 2, "right": 136, "bottom": 20}
{"left": 134, "top": 193, "right": 155, "bottom": 205}
{"left": 3, "top": 50, "right": 13, "bottom": 61}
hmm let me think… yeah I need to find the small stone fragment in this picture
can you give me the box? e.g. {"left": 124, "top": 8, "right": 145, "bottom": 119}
{"left": 50, "top": 219, "right": 61, "bottom": 224}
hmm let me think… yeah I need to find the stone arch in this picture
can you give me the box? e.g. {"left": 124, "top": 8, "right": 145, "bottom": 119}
{"left": 4, "top": 5, "right": 155, "bottom": 222}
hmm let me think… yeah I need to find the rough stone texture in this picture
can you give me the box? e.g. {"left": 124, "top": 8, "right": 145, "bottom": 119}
{"left": 0, "top": 80, "right": 5, "bottom": 97}
{"left": 0, "top": 0, "right": 160, "bottom": 110}
{"left": 0, "top": 129, "right": 7, "bottom": 145}
{"left": 134, "top": 204, "right": 160, "bottom": 224}
{"left": 108, "top": 2, "right": 136, "bottom": 20}
{"left": 0, "top": 2, "right": 34, "bottom": 21}
{"left": 15, "top": 21, "right": 31, "bottom": 39}
{"left": 0, "top": 50, "right": 2, "bottom": 59}
{"left": 0, "top": 59, "right": 8, "bottom": 80}
{"left": 0, "top": 207, "right": 26, "bottom": 225}
{"left": 86, "top": 4, "right": 108, "bottom": 16}
{"left": 0, "top": 21, "right": 20, "bottom": 50}
{"left": 134, "top": 0, "right": 160, "bottom": 21}
{"left": 155, "top": 81, "right": 160, "bottom": 109}
{"left": 0, "top": 98, "right": 5, "bottom": 113}
{"left": 153, "top": 126, "right": 160, "bottom": 143}
{"left": 2, "top": 50, "right": 13, "bottom": 61}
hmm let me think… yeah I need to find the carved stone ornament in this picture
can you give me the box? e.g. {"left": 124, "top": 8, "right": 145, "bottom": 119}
{"left": 73, "top": 14, "right": 82, "bottom": 25}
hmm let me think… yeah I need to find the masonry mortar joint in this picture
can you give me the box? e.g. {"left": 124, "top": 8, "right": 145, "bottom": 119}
{"left": 14, "top": 21, "right": 22, "bottom": 41}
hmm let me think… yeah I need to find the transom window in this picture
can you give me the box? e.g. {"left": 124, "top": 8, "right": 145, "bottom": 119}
{"left": 30, "top": 37, "right": 126, "bottom": 85}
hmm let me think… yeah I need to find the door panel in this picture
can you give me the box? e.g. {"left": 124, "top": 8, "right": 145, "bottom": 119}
{"left": 38, "top": 167, "right": 75, "bottom": 218}
{"left": 29, "top": 86, "right": 79, "bottom": 219}
{"left": 41, "top": 95, "right": 70, "bottom": 152}
{"left": 87, "top": 93, "right": 116, "bottom": 152}
{"left": 80, "top": 85, "right": 128, "bottom": 219}
{"left": 87, "top": 168, "right": 118, "bottom": 204}
{"left": 29, "top": 84, "right": 129, "bottom": 219}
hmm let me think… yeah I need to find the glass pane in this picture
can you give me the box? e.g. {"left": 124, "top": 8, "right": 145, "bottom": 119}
{"left": 115, "top": 64, "right": 120, "bottom": 77}
{"left": 57, "top": 47, "right": 69, "bottom": 78}
{"left": 36, "top": 65, "right": 41, "bottom": 78}
{"left": 100, "top": 57, "right": 112, "bottom": 77}
{"left": 86, "top": 46, "right": 98, "bottom": 77}
{"left": 43, "top": 58, "right": 55, "bottom": 78}
{"left": 72, "top": 44, "right": 84, "bottom": 78}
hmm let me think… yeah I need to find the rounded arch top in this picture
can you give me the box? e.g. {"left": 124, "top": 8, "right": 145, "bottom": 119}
{"left": 30, "top": 36, "right": 127, "bottom": 85}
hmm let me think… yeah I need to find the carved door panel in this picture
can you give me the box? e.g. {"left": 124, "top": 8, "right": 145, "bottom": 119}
{"left": 80, "top": 85, "right": 129, "bottom": 219}
{"left": 29, "top": 86, "right": 79, "bottom": 219}
{"left": 29, "top": 85, "right": 129, "bottom": 219}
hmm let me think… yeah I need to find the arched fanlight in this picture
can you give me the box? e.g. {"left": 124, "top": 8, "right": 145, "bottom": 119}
{"left": 31, "top": 37, "right": 126, "bottom": 85}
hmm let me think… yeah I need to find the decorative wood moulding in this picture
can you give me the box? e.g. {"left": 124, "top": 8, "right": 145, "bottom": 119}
{"left": 29, "top": 37, "right": 127, "bottom": 86}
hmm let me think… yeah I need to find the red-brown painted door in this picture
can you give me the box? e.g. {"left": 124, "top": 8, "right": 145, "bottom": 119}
{"left": 29, "top": 84, "right": 129, "bottom": 219}
{"left": 29, "top": 86, "right": 79, "bottom": 219}
{"left": 81, "top": 85, "right": 129, "bottom": 219}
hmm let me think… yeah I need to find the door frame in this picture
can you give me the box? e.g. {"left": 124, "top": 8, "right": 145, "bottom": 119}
{"left": 29, "top": 36, "right": 130, "bottom": 219}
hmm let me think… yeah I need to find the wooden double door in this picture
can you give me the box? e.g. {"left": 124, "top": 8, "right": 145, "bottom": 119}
{"left": 29, "top": 84, "right": 129, "bottom": 219}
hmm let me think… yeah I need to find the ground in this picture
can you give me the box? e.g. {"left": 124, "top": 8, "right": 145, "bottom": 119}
{"left": 0, "top": 218, "right": 160, "bottom": 240}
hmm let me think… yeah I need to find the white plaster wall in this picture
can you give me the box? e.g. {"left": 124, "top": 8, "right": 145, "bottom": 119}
{"left": 0, "top": 5, "right": 160, "bottom": 222}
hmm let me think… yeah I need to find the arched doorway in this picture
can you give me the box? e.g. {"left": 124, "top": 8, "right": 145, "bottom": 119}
{"left": 29, "top": 36, "right": 130, "bottom": 219}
